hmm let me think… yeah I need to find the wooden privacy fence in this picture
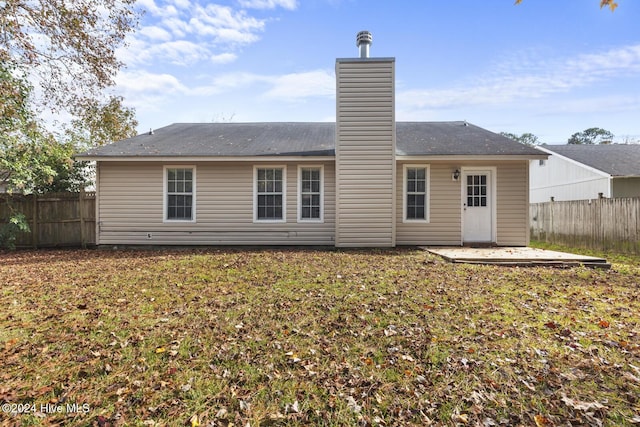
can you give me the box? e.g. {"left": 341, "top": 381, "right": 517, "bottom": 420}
{"left": 0, "top": 191, "right": 96, "bottom": 248}
{"left": 530, "top": 198, "right": 640, "bottom": 254}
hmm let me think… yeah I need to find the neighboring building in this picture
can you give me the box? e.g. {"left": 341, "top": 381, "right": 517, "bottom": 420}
{"left": 530, "top": 144, "right": 640, "bottom": 203}
{"left": 77, "top": 31, "right": 546, "bottom": 248}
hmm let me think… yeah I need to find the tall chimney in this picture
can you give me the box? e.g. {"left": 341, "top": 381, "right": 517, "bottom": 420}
{"left": 335, "top": 31, "right": 396, "bottom": 247}
{"left": 356, "top": 30, "right": 372, "bottom": 58}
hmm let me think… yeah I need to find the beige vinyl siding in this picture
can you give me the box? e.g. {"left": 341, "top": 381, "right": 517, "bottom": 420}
{"left": 496, "top": 161, "right": 530, "bottom": 246}
{"left": 396, "top": 163, "right": 461, "bottom": 245}
{"left": 97, "top": 161, "right": 335, "bottom": 245}
{"left": 396, "top": 161, "right": 530, "bottom": 246}
{"left": 335, "top": 58, "right": 395, "bottom": 247}
{"left": 612, "top": 177, "right": 640, "bottom": 198}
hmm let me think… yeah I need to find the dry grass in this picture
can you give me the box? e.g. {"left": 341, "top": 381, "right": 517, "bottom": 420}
{"left": 1, "top": 247, "right": 639, "bottom": 426}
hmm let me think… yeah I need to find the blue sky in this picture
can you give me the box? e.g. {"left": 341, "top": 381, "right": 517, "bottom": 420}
{"left": 114, "top": 0, "right": 640, "bottom": 144}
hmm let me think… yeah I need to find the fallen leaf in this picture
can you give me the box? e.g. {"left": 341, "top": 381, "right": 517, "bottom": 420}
{"left": 623, "top": 372, "right": 640, "bottom": 384}
{"left": 346, "top": 396, "right": 361, "bottom": 414}
{"left": 561, "top": 394, "right": 607, "bottom": 411}
{"left": 534, "top": 414, "right": 550, "bottom": 426}
{"left": 189, "top": 414, "right": 200, "bottom": 427}
{"left": 155, "top": 347, "right": 166, "bottom": 354}
{"left": 598, "top": 319, "right": 610, "bottom": 328}
{"left": 4, "top": 338, "right": 17, "bottom": 350}
{"left": 453, "top": 413, "right": 469, "bottom": 424}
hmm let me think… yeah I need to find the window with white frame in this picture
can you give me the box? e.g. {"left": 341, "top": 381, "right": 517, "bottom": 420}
{"left": 299, "top": 166, "right": 323, "bottom": 222}
{"left": 404, "top": 165, "right": 429, "bottom": 222}
{"left": 165, "top": 167, "right": 195, "bottom": 221}
{"left": 255, "top": 167, "right": 285, "bottom": 221}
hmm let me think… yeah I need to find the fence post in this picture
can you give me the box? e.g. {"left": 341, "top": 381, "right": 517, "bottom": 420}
{"left": 31, "top": 194, "right": 38, "bottom": 249}
{"left": 80, "top": 189, "right": 86, "bottom": 248}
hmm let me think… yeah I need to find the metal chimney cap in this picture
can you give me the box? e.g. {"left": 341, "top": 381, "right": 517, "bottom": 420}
{"left": 356, "top": 30, "right": 372, "bottom": 47}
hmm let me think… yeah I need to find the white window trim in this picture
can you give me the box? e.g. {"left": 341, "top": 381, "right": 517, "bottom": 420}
{"left": 253, "top": 165, "right": 287, "bottom": 223}
{"left": 297, "top": 165, "right": 324, "bottom": 223}
{"left": 163, "top": 165, "right": 196, "bottom": 223}
{"left": 403, "top": 164, "right": 430, "bottom": 223}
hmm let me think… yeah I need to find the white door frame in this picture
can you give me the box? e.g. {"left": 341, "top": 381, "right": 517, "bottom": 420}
{"left": 460, "top": 167, "right": 497, "bottom": 244}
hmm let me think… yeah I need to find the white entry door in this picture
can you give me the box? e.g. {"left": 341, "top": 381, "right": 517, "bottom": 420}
{"left": 462, "top": 170, "right": 494, "bottom": 243}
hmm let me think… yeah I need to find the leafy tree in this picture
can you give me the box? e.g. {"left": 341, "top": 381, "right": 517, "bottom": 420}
{"left": 0, "top": 212, "right": 29, "bottom": 250}
{"left": 0, "top": 0, "right": 139, "bottom": 190}
{"left": 0, "top": 1, "right": 139, "bottom": 248}
{"left": 0, "top": 62, "right": 90, "bottom": 194}
{"left": 64, "top": 96, "right": 138, "bottom": 148}
{"left": 0, "top": 0, "right": 139, "bottom": 117}
{"left": 567, "top": 128, "right": 614, "bottom": 145}
{"left": 515, "top": 0, "right": 618, "bottom": 11}
{"left": 0, "top": 64, "right": 92, "bottom": 248}
{"left": 501, "top": 132, "right": 540, "bottom": 146}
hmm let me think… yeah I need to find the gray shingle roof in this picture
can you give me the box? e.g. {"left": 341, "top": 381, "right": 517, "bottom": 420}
{"left": 77, "top": 121, "right": 545, "bottom": 158}
{"left": 543, "top": 144, "right": 640, "bottom": 176}
{"left": 395, "top": 122, "right": 543, "bottom": 156}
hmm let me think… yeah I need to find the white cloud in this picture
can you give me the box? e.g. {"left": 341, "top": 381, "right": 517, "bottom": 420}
{"left": 116, "top": 70, "right": 188, "bottom": 95}
{"left": 238, "top": 0, "right": 298, "bottom": 10}
{"left": 120, "top": 0, "right": 270, "bottom": 67}
{"left": 119, "top": 37, "right": 213, "bottom": 66}
{"left": 265, "top": 70, "right": 335, "bottom": 100}
{"left": 171, "top": 0, "right": 191, "bottom": 9}
{"left": 125, "top": 2, "right": 268, "bottom": 68}
{"left": 189, "top": 4, "right": 265, "bottom": 44}
{"left": 398, "top": 43, "right": 640, "bottom": 110}
{"left": 536, "top": 95, "right": 640, "bottom": 116}
{"left": 139, "top": 25, "right": 173, "bottom": 42}
{"left": 136, "top": 0, "right": 179, "bottom": 17}
{"left": 185, "top": 69, "right": 335, "bottom": 99}
{"left": 210, "top": 53, "right": 238, "bottom": 64}
{"left": 190, "top": 72, "right": 269, "bottom": 96}
{"left": 162, "top": 17, "right": 190, "bottom": 39}
{"left": 156, "top": 40, "right": 213, "bottom": 65}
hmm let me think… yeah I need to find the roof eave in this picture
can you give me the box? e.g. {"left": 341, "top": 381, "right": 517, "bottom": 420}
{"left": 395, "top": 154, "right": 549, "bottom": 161}
{"left": 78, "top": 153, "right": 549, "bottom": 162}
{"left": 74, "top": 155, "right": 336, "bottom": 162}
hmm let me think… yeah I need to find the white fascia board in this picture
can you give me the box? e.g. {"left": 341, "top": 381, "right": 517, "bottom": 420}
{"left": 395, "top": 154, "right": 548, "bottom": 162}
{"left": 536, "top": 146, "right": 612, "bottom": 178}
{"left": 76, "top": 156, "right": 335, "bottom": 162}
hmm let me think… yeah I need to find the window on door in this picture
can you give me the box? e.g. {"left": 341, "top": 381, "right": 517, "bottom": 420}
{"left": 466, "top": 174, "right": 487, "bottom": 207}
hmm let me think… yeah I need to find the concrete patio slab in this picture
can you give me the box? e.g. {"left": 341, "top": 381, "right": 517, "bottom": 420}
{"left": 424, "top": 247, "right": 610, "bottom": 269}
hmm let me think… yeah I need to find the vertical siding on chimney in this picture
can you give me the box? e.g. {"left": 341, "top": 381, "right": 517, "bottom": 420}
{"left": 335, "top": 58, "right": 396, "bottom": 247}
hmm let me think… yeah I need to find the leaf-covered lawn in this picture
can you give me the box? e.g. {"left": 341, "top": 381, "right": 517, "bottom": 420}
{"left": 1, "top": 248, "right": 639, "bottom": 426}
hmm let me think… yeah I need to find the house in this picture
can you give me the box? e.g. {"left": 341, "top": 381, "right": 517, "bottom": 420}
{"left": 76, "top": 31, "right": 546, "bottom": 248}
{"left": 530, "top": 144, "right": 640, "bottom": 203}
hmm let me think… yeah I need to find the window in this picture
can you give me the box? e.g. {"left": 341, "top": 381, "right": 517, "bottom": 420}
{"left": 466, "top": 174, "right": 487, "bottom": 207}
{"left": 254, "top": 166, "right": 286, "bottom": 222}
{"left": 165, "top": 167, "right": 195, "bottom": 221}
{"left": 298, "top": 166, "right": 323, "bottom": 222}
{"left": 404, "top": 165, "right": 429, "bottom": 222}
